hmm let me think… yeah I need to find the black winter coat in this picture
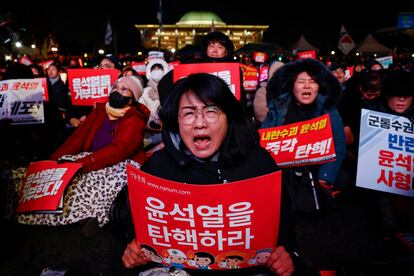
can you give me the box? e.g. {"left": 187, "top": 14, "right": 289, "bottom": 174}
{"left": 141, "top": 133, "right": 276, "bottom": 184}
{"left": 137, "top": 132, "right": 302, "bottom": 276}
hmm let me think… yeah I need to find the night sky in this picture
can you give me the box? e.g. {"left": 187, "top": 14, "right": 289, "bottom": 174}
{"left": 4, "top": 1, "right": 414, "bottom": 54}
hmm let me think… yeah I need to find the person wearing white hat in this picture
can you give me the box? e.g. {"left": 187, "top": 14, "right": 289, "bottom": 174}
{"left": 16, "top": 76, "right": 151, "bottom": 232}
{"left": 139, "top": 58, "right": 169, "bottom": 152}
{"left": 51, "top": 75, "right": 149, "bottom": 172}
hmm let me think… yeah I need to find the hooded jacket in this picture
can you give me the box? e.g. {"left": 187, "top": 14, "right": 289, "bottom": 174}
{"left": 139, "top": 58, "right": 170, "bottom": 131}
{"left": 262, "top": 59, "right": 346, "bottom": 185}
{"left": 141, "top": 129, "right": 276, "bottom": 184}
{"left": 51, "top": 102, "right": 150, "bottom": 172}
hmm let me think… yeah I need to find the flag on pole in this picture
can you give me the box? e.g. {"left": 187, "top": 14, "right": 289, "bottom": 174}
{"left": 105, "top": 19, "right": 113, "bottom": 45}
{"left": 338, "top": 24, "right": 355, "bottom": 55}
{"left": 210, "top": 19, "right": 216, "bottom": 32}
{"left": 157, "top": 0, "right": 163, "bottom": 31}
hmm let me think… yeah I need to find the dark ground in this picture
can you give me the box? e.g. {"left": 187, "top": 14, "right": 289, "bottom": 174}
{"left": 1, "top": 166, "right": 414, "bottom": 276}
{"left": 1, "top": 220, "right": 132, "bottom": 276}
{"left": 1, "top": 202, "right": 414, "bottom": 276}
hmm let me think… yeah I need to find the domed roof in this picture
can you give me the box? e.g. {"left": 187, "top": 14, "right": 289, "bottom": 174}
{"left": 176, "top": 11, "right": 226, "bottom": 26}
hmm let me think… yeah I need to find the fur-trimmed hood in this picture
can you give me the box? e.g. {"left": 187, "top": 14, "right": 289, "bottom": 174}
{"left": 266, "top": 58, "right": 342, "bottom": 109}
{"left": 145, "top": 58, "right": 169, "bottom": 81}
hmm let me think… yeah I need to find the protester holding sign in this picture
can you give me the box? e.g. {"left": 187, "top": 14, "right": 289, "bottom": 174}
{"left": 15, "top": 76, "right": 150, "bottom": 232}
{"left": 263, "top": 58, "right": 346, "bottom": 194}
{"left": 51, "top": 75, "right": 149, "bottom": 172}
{"left": 122, "top": 73, "right": 296, "bottom": 275}
{"left": 261, "top": 59, "right": 371, "bottom": 271}
{"left": 158, "top": 31, "right": 246, "bottom": 112}
{"left": 66, "top": 54, "right": 122, "bottom": 131}
{"left": 362, "top": 70, "right": 414, "bottom": 236}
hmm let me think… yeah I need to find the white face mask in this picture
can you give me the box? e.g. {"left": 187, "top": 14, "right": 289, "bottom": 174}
{"left": 150, "top": 69, "right": 164, "bottom": 82}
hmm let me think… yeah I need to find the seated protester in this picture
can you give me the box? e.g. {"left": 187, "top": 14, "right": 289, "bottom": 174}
{"left": 121, "top": 73, "right": 297, "bottom": 276}
{"left": 263, "top": 58, "right": 347, "bottom": 193}
{"left": 365, "top": 70, "right": 414, "bottom": 236}
{"left": 15, "top": 76, "right": 150, "bottom": 231}
{"left": 138, "top": 58, "right": 169, "bottom": 153}
{"left": 262, "top": 59, "right": 382, "bottom": 272}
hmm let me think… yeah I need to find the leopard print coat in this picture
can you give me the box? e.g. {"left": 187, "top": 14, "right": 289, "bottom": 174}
{"left": 14, "top": 152, "right": 140, "bottom": 227}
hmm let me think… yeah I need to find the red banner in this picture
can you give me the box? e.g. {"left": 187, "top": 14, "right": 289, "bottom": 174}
{"left": 17, "top": 161, "right": 82, "bottom": 213}
{"left": 38, "top": 59, "right": 54, "bottom": 71}
{"left": 168, "top": 60, "right": 181, "bottom": 71}
{"left": 67, "top": 69, "right": 119, "bottom": 106}
{"left": 19, "top": 56, "right": 33, "bottom": 66}
{"left": 39, "top": 77, "right": 48, "bottom": 101}
{"left": 297, "top": 50, "right": 317, "bottom": 60}
{"left": 253, "top": 52, "right": 267, "bottom": 63}
{"left": 131, "top": 61, "right": 147, "bottom": 76}
{"left": 127, "top": 165, "right": 281, "bottom": 270}
{"left": 259, "top": 114, "right": 336, "bottom": 167}
{"left": 259, "top": 64, "right": 270, "bottom": 82}
{"left": 173, "top": 63, "right": 241, "bottom": 100}
{"left": 240, "top": 64, "right": 259, "bottom": 92}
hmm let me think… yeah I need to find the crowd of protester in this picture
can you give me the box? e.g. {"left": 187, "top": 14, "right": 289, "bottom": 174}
{"left": 1, "top": 31, "right": 414, "bottom": 275}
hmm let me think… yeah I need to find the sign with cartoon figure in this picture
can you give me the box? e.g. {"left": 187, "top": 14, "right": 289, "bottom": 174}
{"left": 259, "top": 114, "right": 336, "bottom": 167}
{"left": 127, "top": 165, "right": 281, "bottom": 270}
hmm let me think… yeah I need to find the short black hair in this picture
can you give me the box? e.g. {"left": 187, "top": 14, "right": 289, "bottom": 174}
{"left": 200, "top": 31, "right": 234, "bottom": 56}
{"left": 225, "top": 255, "right": 244, "bottom": 261}
{"left": 159, "top": 73, "right": 259, "bottom": 166}
{"left": 150, "top": 63, "right": 164, "bottom": 71}
{"left": 194, "top": 252, "right": 215, "bottom": 264}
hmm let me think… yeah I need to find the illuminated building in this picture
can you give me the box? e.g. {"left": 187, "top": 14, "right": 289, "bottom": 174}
{"left": 135, "top": 11, "right": 268, "bottom": 51}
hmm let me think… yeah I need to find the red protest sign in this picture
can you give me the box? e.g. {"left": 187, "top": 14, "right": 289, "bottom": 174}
{"left": 38, "top": 59, "right": 54, "bottom": 71}
{"left": 17, "top": 161, "right": 82, "bottom": 213}
{"left": 168, "top": 60, "right": 181, "bottom": 71}
{"left": 240, "top": 63, "right": 259, "bottom": 92}
{"left": 173, "top": 63, "right": 241, "bottom": 100}
{"left": 131, "top": 61, "right": 146, "bottom": 76}
{"left": 67, "top": 68, "right": 119, "bottom": 106}
{"left": 259, "top": 114, "right": 336, "bottom": 167}
{"left": 39, "top": 77, "right": 48, "bottom": 101}
{"left": 297, "top": 50, "right": 317, "bottom": 60}
{"left": 253, "top": 52, "right": 267, "bottom": 63}
{"left": 127, "top": 165, "right": 281, "bottom": 270}
{"left": 19, "top": 56, "right": 33, "bottom": 66}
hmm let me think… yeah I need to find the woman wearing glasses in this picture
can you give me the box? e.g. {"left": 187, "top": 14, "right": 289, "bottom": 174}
{"left": 122, "top": 73, "right": 296, "bottom": 276}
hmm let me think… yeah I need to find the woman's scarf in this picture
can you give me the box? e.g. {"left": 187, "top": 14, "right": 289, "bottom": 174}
{"left": 105, "top": 102, "right": 131, "bottom": 120}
